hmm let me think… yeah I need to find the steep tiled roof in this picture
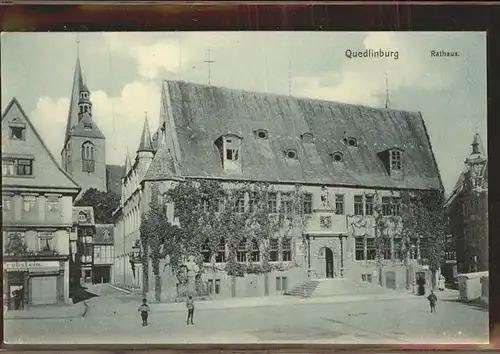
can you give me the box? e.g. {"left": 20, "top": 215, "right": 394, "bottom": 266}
{"left": 106, "top": 164, "right": 123, "bottom": 197}
{"left": 2, "top": 98, "right": 81, "bottom": 192}
{"left": 64, "top": 57, "right": 84, "bottom": 142}
{"left": 72, "top": 206, "right": 95, "bottom": 225}
{"left": 149, "top": 81, "right": 442, "bottom": 190}
{"left": 94, "top": 224, "right": 114, "bottom": 244}
{"left": 143, "top": 130, "right": 179, "bottom": 181}
{"left": 69, "top": 112, "right": 105, "bottom": 139}
{"left": 137, "top": 116, "right": 154, "bottom": 152}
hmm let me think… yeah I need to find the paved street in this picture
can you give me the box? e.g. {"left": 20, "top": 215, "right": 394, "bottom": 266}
{"left": 4, "top": 285, "right": 488, "bottom": 344}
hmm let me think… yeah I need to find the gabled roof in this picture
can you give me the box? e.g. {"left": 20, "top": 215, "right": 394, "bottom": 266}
{"left": 72, "top": 206, "right": 95, "bottom": 225}
{"left": 143, "top": 129, "right": 179, "bottom": 181}
{"left": 2, "top": 97, "right": 81, "bottom": 193}
{"left": 148, "top": 80, "right": 442, "bottom": 190}
{"left": 69, "top": 112, "right": 105, "bottom": 139}
{"left": 124, "top": 151, "right": 132, "bottom": 177}
{"left": 95, "top": 224, "right": 114, "bottom": 244}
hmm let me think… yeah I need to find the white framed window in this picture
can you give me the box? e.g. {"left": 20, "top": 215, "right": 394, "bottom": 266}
{"left": 2, "top": 196, "right": 12, "bottom": 211}
{"left": 234, "top": 193, "right": 245, "bottom": 213}
{"left": 23, "top": 196, "right": 36, "bottom": 213}
{"left": 38, "top": 232, "right": 56, "bottom": 252}
{"left": 335, "top": 195, "right": 344, "bottom": 215}
{"left": 237, "top": 238, "right": 247, "bottom": 262}
{"left": 269, "top": 238, "right": 279, "bottom": 261}
{"left": 47, "top": 197, "right": 59, "bottom": 213}
{"left": 390, "top": 150, "right": 402, "bottom": 171}
{"left": 250, "top": 239, "right": 260, "bottom": 262}
{"left": 267, "top": 192, "right": 277, "bottom": 214}
{"left": 282, "top": 238, "right": 291, "bottom": 261}
{"left": 280, "top": 193, "right": 293, "bottom": 214}
{"left": 354, "top": 195, "right": 364, "bottom": 215}
{"left": 215, "top": 238, "right": 226, "bottom": 263}
{"left": 355, "top": 237, "right": 365, "bottom": 260}
{"left": 79, "top": 211, "right": 87, "bottom": 222}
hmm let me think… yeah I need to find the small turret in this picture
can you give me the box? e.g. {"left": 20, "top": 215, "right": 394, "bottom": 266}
{"left": 78, "top": 80, "right": 92, "bottom": 121}
{"left": 136, "top": 113, "right": 155, "bottom": 180}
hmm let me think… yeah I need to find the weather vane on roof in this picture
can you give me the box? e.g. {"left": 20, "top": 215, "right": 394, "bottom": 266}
{"left": 385, "top": 73, "right": 391, "bottom": 109}
{"left": 204, "top": 48, "right": 215, "bottom": 85}
{"left": 76, "top": 33, "right": 80, "bottom": 57}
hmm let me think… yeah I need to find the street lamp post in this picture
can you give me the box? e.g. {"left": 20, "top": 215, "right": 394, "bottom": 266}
{"left": 411, "top": 244, "right": 416, "bottom": 294}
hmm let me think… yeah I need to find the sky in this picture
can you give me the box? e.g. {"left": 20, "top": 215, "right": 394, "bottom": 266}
{"left": 1, "top": 31, "right": 487, "bottom": 195}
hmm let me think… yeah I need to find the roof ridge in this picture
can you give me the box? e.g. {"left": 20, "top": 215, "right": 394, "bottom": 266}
{"left": 163, "top": 79, "right": 422, "bottom": 115}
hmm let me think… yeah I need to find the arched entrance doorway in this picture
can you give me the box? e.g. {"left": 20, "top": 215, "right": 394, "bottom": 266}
{"left": 325, "top": 247, "right": 334, "bottom": 278}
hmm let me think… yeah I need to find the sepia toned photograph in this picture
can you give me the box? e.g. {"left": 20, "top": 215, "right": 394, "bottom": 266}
{"left": 2, "top": 31, "right": 488, "bottom": 345}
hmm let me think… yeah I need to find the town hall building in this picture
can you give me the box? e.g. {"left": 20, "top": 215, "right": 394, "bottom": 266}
{"left": 112, "top": 80, "right": 443, "bottom": 299}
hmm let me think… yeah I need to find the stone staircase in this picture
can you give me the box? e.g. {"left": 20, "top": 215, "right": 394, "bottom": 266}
{"left": 286, "top": 278, "right": 391, "bottom": 298}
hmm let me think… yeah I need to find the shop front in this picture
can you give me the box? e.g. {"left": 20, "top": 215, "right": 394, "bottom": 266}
{"left": 3, "top": 260, "right": 65, "bottom": 309}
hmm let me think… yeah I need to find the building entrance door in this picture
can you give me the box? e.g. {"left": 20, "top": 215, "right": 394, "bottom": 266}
{"left": 325, "top": 247, "right": 334, "bottom": 278}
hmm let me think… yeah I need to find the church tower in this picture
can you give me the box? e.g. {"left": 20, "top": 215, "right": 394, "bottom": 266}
{"left": 61, "top": 43, "right": 107, "bottom": 194}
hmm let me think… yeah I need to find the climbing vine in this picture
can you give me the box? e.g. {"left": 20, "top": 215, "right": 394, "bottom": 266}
{"left": 345, "top": 189, "right": 447, "bottom": 287}
{"left": 162, "top": 179, "right": 311, "bottom": 277}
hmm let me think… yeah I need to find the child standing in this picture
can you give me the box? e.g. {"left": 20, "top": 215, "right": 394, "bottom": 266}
{"left": 427, "top": 290, "right": 437, "bottom": 314}
{"left": 186, "top": 295, "right": 195, "bottom": 325}
{"left": 138, "top": 298, "right": 150, "bottom": 326}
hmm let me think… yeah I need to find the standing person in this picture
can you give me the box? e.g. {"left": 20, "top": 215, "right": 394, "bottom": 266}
{"left": 427, "top": 290, "right": 437, "bottom": 314}
{"left": 138, "top": 298, "right": 150, "bottom": 326}
{"left": 186, "top": 295, "right": 195, "bottom": 325}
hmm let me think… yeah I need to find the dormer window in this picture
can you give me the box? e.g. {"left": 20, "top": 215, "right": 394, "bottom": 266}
{"left": 215, "top": 134, "right": 243, "bottom": 172}
{"left": 301, "top": 133, "right": 314, "bottom": 143}
{"left": 254, "top": 129, "right": 268, "bottom": 140}
{"left": 344, "top": 137, "right": 358, "bottom": 147}
{"left": 78, "top": 211, "right": 87, "bottom": 222}
{"left": 331, "top": 151, "right": 344, "bottom": 162}
{"left": 285, "top": 149, "right": 297, "bottom": 159}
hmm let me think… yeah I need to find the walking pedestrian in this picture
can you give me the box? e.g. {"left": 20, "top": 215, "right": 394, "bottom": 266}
{"left": 186, "top": 295, "right": 195, "bottom": 325}
{"left": 138, "top": 298, "right": 150, "bottom": 326}
{"left": 427, "top": 290, "right": 437, "bottom": 314}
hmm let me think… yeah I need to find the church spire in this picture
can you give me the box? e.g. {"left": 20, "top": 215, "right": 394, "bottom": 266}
{"left": 137, "top": 112, "right": 154, "bottom": 153}
{"left": 124, "top": 150, "right": 132, "bottom": 176}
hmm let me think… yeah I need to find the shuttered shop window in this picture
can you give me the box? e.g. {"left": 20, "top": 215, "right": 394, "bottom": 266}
{"left": 31, "top": 276, "right": 57, "bottom": 305}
